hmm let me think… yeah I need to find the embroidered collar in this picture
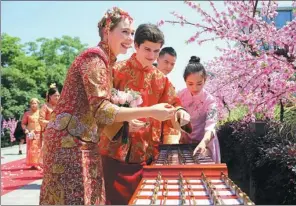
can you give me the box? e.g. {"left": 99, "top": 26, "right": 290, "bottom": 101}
{"left": 127, "top": 53, "right": 153, "bottom": 71}
{"left": 98, "top": 41, "right": 117, "bottom": 65}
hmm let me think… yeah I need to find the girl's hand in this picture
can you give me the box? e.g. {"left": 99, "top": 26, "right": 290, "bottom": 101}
{"left": 193, "top": 141, "right": 207, "bottom": 156}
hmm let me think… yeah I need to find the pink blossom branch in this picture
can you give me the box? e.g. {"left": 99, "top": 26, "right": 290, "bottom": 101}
{"left": 162, "top": 0, "right": 296, "bottom": 119}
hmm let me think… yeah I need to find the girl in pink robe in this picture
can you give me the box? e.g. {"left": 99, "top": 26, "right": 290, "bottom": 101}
{"left": 178, "top": 56, "right": 221, "bottom": 163}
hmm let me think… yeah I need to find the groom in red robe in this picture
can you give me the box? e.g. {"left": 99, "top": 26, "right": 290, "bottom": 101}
{"left": 99, "top": 23, "right": 191, "bottom": 205}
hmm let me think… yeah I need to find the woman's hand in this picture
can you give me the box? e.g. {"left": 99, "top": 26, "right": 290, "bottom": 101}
{"left": 26, "top": 131, "right": 36, "bottom": 140}
{"left": 150, "top": 103, "right": 176, "bottom": 121}
{"left": 129, "top": 119, "right": 146, "bottom": 132}
{"left": 193, "top": 131, "right": 213, "bottom": 156}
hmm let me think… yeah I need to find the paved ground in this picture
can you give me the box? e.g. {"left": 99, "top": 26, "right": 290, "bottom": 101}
{"left": 1, "top": 144, "right": 42, "bottom": 205}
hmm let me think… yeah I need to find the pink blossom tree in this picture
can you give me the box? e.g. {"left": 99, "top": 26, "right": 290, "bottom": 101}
{"left": 2, "top": 118, "right": 17, "bottom": 142}
{"left": 160, "top": 0, "right": 296, "bottom": 121}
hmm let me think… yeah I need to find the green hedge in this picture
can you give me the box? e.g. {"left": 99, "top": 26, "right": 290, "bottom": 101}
{"left": 218, "top": 120, "right": 296, "bottom": 204}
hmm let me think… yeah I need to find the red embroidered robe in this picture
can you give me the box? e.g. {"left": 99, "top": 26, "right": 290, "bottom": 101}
{"left": 98, "top": 53, "right": 185, "bottom": 205}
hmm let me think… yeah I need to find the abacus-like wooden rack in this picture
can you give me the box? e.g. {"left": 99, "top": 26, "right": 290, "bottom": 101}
{"left": 154, "top": 144, "right": 215, "bottom": 165}
{"left": 128, "top": 144, "right": 255, "bottom": 205}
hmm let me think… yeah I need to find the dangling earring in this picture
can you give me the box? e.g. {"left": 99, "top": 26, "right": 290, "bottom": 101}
{"left": 107, "top": 32, "right": 111, "bottom": 58}
{"left": 131, "top": 43, "right": 137, "bottom": 54}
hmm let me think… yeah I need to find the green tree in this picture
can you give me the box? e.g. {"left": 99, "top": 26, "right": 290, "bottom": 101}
{"left": 34, "top": 35, "right": 87, "bottom": 67}
{"left": 1, "top": 33, "right": 88, "bottom": 119}
{"left": 1, "top": 33, "right": 24, "bottom": 67}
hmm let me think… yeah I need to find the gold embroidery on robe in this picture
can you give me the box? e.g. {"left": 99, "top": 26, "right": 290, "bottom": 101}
{"left": 61, "top": 135, "right": 77, "bottom": 148}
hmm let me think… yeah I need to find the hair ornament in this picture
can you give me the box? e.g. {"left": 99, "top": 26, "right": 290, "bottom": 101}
{"left": 49, "top": 83, "right": 56, "bottom": 89}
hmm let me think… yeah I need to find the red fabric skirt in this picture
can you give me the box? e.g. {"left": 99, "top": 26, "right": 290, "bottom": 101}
{"left": 101, "top": 155, "right": 146, "bottom": 205}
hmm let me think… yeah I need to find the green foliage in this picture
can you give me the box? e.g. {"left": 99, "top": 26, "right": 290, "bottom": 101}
{"left": 218, "top": 105, "right": 248, "bottom": 126}
{"left": 1, "top": 33, "right": 24, "bottom": 67}
{"left": 1, "top": 129, "right": 14, "bottom": 148}
{"left": 274, "top": 104, "right": 296, "bottom": 125}
{"left": 1, "top": 33, "right": 88, "bottom": 119}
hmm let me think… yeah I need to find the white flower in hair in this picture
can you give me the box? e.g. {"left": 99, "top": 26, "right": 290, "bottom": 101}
{"left": 50, "top": 83, "right": 56, "bottom": 88}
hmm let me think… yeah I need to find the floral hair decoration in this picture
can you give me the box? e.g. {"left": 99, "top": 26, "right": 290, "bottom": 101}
{"left": 49, "top": 83, "right": 56, "bottom": 89}
{"left": 98, "top": 7, "right": 133, "bottom": 34}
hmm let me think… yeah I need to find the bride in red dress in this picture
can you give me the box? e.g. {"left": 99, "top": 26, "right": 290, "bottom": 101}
{"left": 39, "top": 7, "right": 176, "bottom": 205}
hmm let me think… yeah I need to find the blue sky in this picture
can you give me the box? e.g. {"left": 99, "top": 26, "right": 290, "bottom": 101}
{"left": 2, "top": 1, "right": 293, "bottom": 90}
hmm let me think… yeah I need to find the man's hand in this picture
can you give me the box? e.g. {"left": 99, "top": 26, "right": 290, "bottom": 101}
{"left": 176, "top": 109, "right": 190, "bottom": 126}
